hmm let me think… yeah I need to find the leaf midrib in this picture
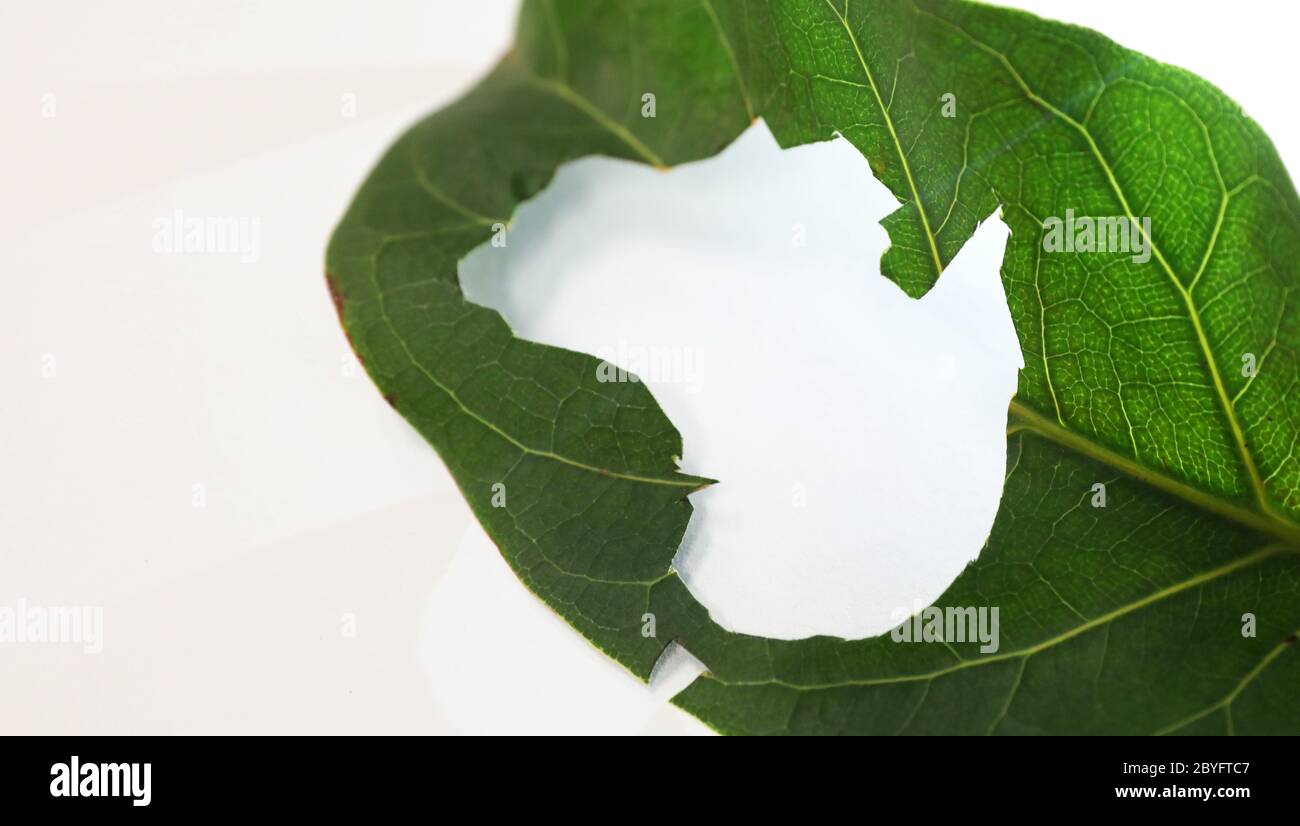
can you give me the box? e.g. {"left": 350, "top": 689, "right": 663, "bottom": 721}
{"left": 526, "top": 11, "right": 668, "bottom": 167}
{"left": 834, "top": 1, "right": 1293, "bottom": 540}
{"left": 700, "top": 0, "right": 756, "bottom": 120}
{"left": 706, "top": 541, "right": 1288, "bottom": 693}
{"left": 1010, "top": 401, "right": 1300, "bottom": 548}
{"left": 354, "top": 266, "right": 707, "bottom": 489}
{"left": 827, "top": 0, "right": 947, "bottom": 278}
{"left": 908, "top": 1, "right": 1276, "bottom": 517}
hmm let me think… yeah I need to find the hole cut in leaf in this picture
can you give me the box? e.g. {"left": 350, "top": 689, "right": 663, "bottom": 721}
{"left": 460, "top": 123, "right": 1021, "bottom": 640}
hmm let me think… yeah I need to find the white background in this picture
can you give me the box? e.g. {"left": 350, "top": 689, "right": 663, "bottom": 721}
{"left": 2, "top": 1, "right": 1296, "bottom": 735}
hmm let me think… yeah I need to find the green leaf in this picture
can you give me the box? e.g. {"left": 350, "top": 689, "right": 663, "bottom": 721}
{"left": 326, "top": 0, "right": 1300, "bottom": 734}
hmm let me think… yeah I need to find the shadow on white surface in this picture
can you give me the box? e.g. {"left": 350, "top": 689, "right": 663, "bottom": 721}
{"left": 419, "top": 526, "right": 710, "bottom": 735}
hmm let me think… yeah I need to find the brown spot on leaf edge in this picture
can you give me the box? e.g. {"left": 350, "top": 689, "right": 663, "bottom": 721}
{"left": 326, "top": 271, "right": 363, "bottom": 364}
